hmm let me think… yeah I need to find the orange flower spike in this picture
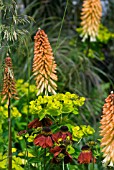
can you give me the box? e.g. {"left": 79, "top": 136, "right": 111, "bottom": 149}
{"left": 2, "top": 57, "right": 18, "bottom": 102}
{"left": 33, "top": 28, "right": 58, "bottom": 96}
{"left": 80, "top": 0, "right": 102, "bottom": 41}
{"left": 100, "top": 91, "right": 114, "bottom": 167}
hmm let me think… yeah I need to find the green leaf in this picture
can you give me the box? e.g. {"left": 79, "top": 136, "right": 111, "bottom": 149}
{"left": 38, "top": 109, "right": 46, "bottom": 120}
{"left": 46, "top": 108, "right": 61, "bottom": 116}
{"left": 67, "top": 145, "right": 75, "bottom": 154}
{"left": 72, "top": 107, "right": 79, "bottom": 115}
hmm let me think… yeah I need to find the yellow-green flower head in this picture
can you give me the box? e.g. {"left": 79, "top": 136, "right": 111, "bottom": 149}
{"left": 27, "top": 134, "right": 37, "bottom": 143}
{"left": 1, "top": 105, "right": 21, "bottom": 118}
{"left": 72, "top": 125, "right": 95, "bottom": 141}
{"left": 72, "top": 126, "right": 84, "bottom": 141}
{"left": 12, "top": 107, "right": 21, "bottom": 117}
{"left": 29, "top": 92, "right": 85, "bottom": 118}
{"left": 86, "top": 125, "right": 95, "bottom": 135}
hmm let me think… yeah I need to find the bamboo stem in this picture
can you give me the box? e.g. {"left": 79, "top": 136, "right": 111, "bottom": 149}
{"left": 8, "top": 97, "right": 12, "bottom": 170}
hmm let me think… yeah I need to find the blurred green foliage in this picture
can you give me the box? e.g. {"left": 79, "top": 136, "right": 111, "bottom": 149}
{"left": 0, "top": 0, "right": 114, "bottom": 169}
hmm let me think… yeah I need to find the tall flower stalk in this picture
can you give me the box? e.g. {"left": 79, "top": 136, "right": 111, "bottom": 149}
{"left": 33, "top": 28, "right": 58, "bottom": 96}
{"left": 80, "top": 0, "right": 102, "bottom": 41}
{"left": 100, "top": 91, "right": 114, "bottom": 167}
{"left": 2, "top": 57, "right": 18, "bottom": 170}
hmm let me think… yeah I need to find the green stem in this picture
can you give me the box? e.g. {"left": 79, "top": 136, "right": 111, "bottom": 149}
{"left": 0, "top": 10, "right": 2, "bottom": 48}
{"left": 54, "top": 0, "right": 69, "bottom": 55}
{"left": 8, "top": 97, "right": 12, "bottom": 170}
{"left": 66, "top": 164, "right": 69, "bottom": 170}
{"left": 24, "top": 38, "right": 31, "bottom": 118}
{"left": 27, "top": 46, "right": 30, "bottom": 117}
{"left": 62, "top": 160, "right": 65, "bottom": 170}
{"left": 24, "top": 138, "right": 29, "bottom": 169}
{"left": 24, "top": 38, "right": 31, "bottom": 169}
{"left": 60, "top": 113, "right": 63, "bottom": 124}
{"left": 44, "top": 148, "right": 46, "bottom": 170}
{"left": 82, "top": 164, "right": 88, "bottom": 170}
{"left": 92, "top": 161, "right": 94, "bottom": 170}
{"left": 85, "top": 37, "right": 90, "bottom": 58}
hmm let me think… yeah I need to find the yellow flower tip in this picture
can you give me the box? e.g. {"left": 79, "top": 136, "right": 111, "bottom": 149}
{"left": 18, "top": 152, "right": 24, "bottom": 156}
{"left": 12, "top": 148, "right": 17, "bottom": 153}
{"left": 27, "top": 153, "right": 35, "bottom": 158}
{"left": 25, "top": 133, "right": 29, "bottom": 138}
{"left": 58, "top": 138, "right": 62, "bottom": 142}
{"left": 108, "top": 161, "right": 114, "bottom": 167}
{"left": 102, "top": 155, "right": 114, "bottom": 167}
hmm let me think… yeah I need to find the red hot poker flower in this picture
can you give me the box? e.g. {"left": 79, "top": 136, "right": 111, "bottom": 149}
{"left": 2, "top": 57, "right": 18, "bottom": 102}
{"left": 52, "top": 126, "right": 72, "bottom": 144}
{"left": 34, "top": 127, "right": 53, "bottom": 148}
{"left": 33, "top": 29, "right": 58, "bottom": 95}
{"left": 100, "top": 91, "right": 114, "bottom": 167}
{"left": 78, "top": 145, "right": 96, "bottom": 164}
{"left": 50, "top": 145, "right": 72, "bottom": 164}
